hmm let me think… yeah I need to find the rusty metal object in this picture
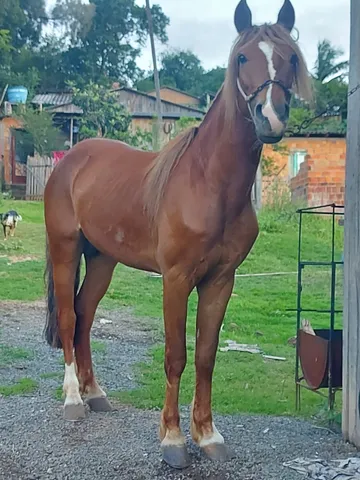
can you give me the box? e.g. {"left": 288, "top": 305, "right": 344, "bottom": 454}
{"left": 298, "top": 329, "right": 343, "bottom": 390}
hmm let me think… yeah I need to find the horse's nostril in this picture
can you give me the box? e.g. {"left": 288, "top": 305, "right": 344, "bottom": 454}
{"left": 284, "top": 103, "right": 290, "bottom": 119}
{"left": 255, "top": 103, "right": 263, "bottom": 119}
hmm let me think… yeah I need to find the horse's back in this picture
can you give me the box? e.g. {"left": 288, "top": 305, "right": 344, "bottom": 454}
{"left": 46, "top": 138, "right": 155, "bottom": 198}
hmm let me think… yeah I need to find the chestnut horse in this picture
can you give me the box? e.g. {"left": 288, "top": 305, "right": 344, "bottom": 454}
{"left": 44, "top": 0, "right": 312, "bottom": 469}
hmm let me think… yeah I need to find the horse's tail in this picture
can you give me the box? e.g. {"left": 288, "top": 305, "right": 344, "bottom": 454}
{"left": 43, "top": 237, "right": 81, "bottom": 349}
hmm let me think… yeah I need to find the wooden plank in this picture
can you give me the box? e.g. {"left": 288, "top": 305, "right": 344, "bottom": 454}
{"left": 342, "top": 0, "right": 360, "bottom": 446}
{"left": 26, "top": 155, "right": 54, "bottom": 200}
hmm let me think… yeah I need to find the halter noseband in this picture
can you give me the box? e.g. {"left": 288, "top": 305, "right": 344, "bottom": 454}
{"left": 239, "top": 78, "right": 292, "bottom": 103}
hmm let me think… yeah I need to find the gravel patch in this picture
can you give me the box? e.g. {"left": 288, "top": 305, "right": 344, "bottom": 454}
{"left": 0, "top": 301, "right": 358, "bottom": 480}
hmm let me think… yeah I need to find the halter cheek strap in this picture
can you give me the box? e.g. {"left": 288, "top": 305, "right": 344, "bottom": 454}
{"left": 237, "top": 78, "right": 292, "bottom": 103}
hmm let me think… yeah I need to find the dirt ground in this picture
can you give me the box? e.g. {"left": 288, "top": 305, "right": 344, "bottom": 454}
{"left": 0, "top": 301, "right": 358, "bottom": 480}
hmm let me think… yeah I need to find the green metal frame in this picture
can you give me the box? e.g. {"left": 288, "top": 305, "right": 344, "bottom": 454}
{"left": 288, "top": 203, "right": 344, "bottom": 412}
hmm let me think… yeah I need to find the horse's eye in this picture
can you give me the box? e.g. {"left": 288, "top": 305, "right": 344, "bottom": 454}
{"left": 238, "top": 54, "right": 248, "bottom": 65}
{"left": 290, "top": 54, "right": 298, "bottom": 67}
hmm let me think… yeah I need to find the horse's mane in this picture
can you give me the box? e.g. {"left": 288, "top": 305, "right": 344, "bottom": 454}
{"left": 144, "top": 23, "right": 313, "bottom": 224}
{"left": 143, "top": 126, "right": 198, "bottom": 223}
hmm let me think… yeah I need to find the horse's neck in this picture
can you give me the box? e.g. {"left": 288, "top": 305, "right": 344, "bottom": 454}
{"left": 192, "top": 92, "right": 262, "bottom": 203}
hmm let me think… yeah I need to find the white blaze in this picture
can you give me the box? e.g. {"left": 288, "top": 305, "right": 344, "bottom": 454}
{"left": 258, "top": 41, "right": 284, "bottom": 133}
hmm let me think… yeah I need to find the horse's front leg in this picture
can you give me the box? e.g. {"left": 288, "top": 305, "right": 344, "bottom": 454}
{"left": 191, "top": 271, "right": 235, "bottom": 462}
{"left": 160, "top": 273, "right": 191, "bottom": 469}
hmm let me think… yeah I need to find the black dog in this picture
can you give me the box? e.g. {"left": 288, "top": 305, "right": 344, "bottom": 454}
{"left": 0, "top": 210, "right": 22, "bottom": 240}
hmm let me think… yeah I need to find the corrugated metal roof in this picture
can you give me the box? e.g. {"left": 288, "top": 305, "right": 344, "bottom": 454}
{"left": 132, "top": 112, "right": 203, "bottom": 119}
{"left": 31, "top": 88, "right": 205, "bottom": 117}
{"left": 32, "top": 93, "right": 74, "bottom": 106}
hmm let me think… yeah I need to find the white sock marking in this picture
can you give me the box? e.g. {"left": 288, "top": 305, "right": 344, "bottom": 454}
{"left": 63, "top": 362, "right": 82, "bottom": 406}
{"left": 85, "top": 382, "right": 107, "bottom": 400}
{"left": 258, "top": 41, "right": 284, "bottom": 133}
{"left": 199, "top": 423, "right": 225, "bottom": 448}
{"left": 161, "top": 430, "right": 186, "bottom": 447}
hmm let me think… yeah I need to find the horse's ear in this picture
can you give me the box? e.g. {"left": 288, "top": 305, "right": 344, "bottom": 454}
{"left": 234, "top": 0, "right": 252, "bottom": 34}
{"left": 277, "top": 0, "right": 295, "bottom": 32}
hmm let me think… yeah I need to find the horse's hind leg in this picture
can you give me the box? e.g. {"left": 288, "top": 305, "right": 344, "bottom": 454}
{"left": 74, "top": 252, "right": 116, "bottom": 412}
{"left": 49, "top": 233, "right": 84, "bottom": 421}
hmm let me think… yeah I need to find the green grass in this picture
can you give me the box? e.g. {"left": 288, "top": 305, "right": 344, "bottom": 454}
{"left": 54, "top": 386, "right": 63, "bottom": 400}
{"left": 0, "top": 344, "right": 33, "bottom": 366}
{"left": 91, "top": 340, "right": 107, "bottom": 353}
{"left": 0, "top": 199, "right": 344, "bottom": 418}
{"left": 0, "top": 378, "right": 38, "bottom": 396}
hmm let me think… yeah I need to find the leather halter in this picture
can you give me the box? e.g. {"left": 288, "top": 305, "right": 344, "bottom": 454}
{"left": 239, "top": 78, "right": 292, "bottom": 103}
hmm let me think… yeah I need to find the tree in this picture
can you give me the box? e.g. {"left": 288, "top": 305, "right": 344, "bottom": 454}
{"left": 71, "top": 82, "right": 132, "bottom": 139}
{"left": 18, "top": 108, "right": 66, "bottom": 156}
{"left": 159, "top": 49, "right": 204, "bottom": 94}
{"left": 0, "top": 30, "right": 12, "bottom": 53}
{"left": 0, "top": 0, "right": 47, "bottom": 49}
{"left": 51, "top": 0, "right": 169, "bottom": 87}
{"left": 70, "top": 82, "right": 152, "bottom": 149}
{"left": 198, "top": 67, "right": 226, "bottom": 95}
{"left": 135, "top": 53, "right": 225, "bottom": 101}
{"left": 313, "top": 40, "right": 349, "bottom": 83}
{"left": 311, "top": 40, "right": 349, "bottom": 119}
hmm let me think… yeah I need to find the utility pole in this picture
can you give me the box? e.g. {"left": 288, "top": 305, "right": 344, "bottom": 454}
{"left": 145, "top": 0, "right": 163, "bottom": 150}
{"left": 342, "top": 0, "right": 360, "bottom": 447}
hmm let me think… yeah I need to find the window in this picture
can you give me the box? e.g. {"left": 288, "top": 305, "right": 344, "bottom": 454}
{"left": 289, "top": 150, "right": 307, "bottom": 177}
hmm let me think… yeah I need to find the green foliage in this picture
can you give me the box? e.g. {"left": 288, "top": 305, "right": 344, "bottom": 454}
{"left": 136, "top": 51, "right": 225, "bottom": 101}
{"left": 0, "top": 0, "right": 169, "bottom": 92}
{"left": 313, "top": 39, "right": 348, "bottom": 83}
{"left": 71, "top": 82, "right": 131, "bottom": 140}
{"left": 159, "top": 49, "right": 205, "bottom": 94}
{"left": 17, "top": 108, "right": 66, "bottom": 156}
{"left": 0, "top": 0, "right": 47, "bottom": 49}
{"left": 0, "top": 30, "right": 12, "bottom": 53}
{"left": 170, "top": 116, "right": 200, "bottom": 138}
{"left": 49, "top": 0, "right": 169, "bottom": 88}
{"left": 71, "top": 82, "right": 152, "bottom": 150}
{"left": 261, "top": 143, "right": 289, "bottom": 177}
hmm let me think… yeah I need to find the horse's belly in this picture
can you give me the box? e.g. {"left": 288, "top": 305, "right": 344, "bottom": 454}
{"left": 80, "top": 222, "right": 160, "bottom": 273}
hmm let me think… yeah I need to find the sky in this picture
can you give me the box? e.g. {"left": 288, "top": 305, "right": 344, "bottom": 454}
{"left": 135, "top": 0, "right": 350, "bottom": 75}
{"left": 46, "top": 0, "right": 351, "bottom": 76}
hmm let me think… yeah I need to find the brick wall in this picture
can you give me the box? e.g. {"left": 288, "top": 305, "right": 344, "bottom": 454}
{"left": 262, "top": 136, "right": 346, "bottom": 207}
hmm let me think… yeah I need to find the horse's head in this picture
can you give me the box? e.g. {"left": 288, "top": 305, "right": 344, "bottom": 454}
{"left": 226, "top": 0, "right": 312, "bottom": 144}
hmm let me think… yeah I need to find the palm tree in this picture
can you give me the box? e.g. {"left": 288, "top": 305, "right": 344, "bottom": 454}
{"left": 313, "top": 39, "right": 349, "bottom": 83}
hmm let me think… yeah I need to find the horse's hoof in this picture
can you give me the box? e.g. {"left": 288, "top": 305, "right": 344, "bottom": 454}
{"left": 64, "top": 403, "right": 86, "bottom": 421}
{"left": 86, "top": 396, "right": 113, "bottom": 412}
{"left": 161, "top": 444, "right": 191, "bottom": 469}
{"left": 201, "top": 443, "right": 234, "bottom": 462}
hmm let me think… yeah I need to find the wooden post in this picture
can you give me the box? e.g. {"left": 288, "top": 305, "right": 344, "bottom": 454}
{"left": 145, "top": 0, "right": 163, "bottom": 150}
{"left": 342, "top": 0, "right": 360, "bottom": 446}
{"left": 69, "top": 117, "right": 74, "bottom": 148}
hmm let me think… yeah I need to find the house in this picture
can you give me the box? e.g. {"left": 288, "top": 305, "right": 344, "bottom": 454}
{"left": 31, "top": 92, "right": 83, "bottom": 149}
{"left": 0, "top": 114, "right": 30, "bottom": 198}
{"left": 31, "top": 87, "right": 206, "bottom": 144}
{"left": 261, "top": 133, "right": 346, "bottom": 207}
{"left": 146, "top": 86, "right": 215, "bottom": 109}
{"left": 112, "top": 86, "right": 205, "bottom": 140}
